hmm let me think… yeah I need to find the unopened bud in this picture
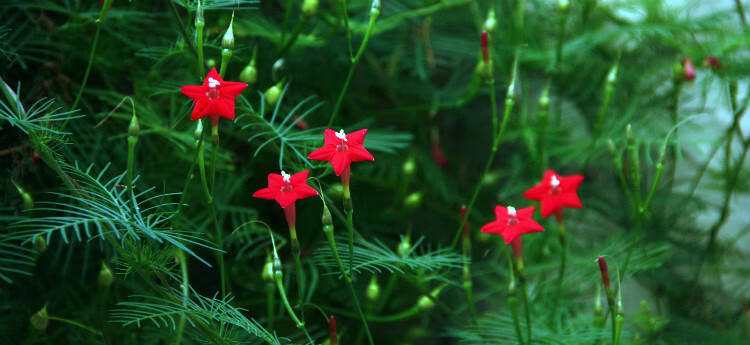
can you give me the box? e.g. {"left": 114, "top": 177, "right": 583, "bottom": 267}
{"left": 262, "top": 255, "right": 274, "bottom": 282}
{"left": 273, "top": 253, "right": 283, "bottom": 279}
{"left": 194, "top": 120, "right": 204, "bottom": 141}
{"left": 483, "top": 10, "right": 497, "bottom": 33}
{"left": 329, "top": 315, "right": 338, "bottom": 345}
{"left": 594, "top": 283, "right": 603, "bottom": 315}
{"left": 240, "top": 64, "right": 258, "bottom": 84}
{"left": 597, "top": 256, "right": 611, "bottom": 293}
{"left": 33, "top": 235, "right": 47, "bottom": 254}
{"left": 222, "top": 13, "right": 235, "bottom": 50}
{"left": 704, "top": 56, "right": 722, "bottom": 69}
{"left": 195, "top": 1, "right": 204, "bottom": 27}
{"left": 30, "top": 305, "right": 48, "bottom": 330}
{"left": 206, "top": 58, "right": 217, "bottom": 69}
{"left": 12, "top": 180, "right": 33, "bottom": 210}
{"left": 558, "top": 0, "right": 570, "bottom": 12}
{"left": 366, "top": 276, "right": 380, "bottom": 301}
{"left": 397, "top": 235, "right": 411, "bottom": 258}
{"left": 417, "top": 295, "right": 435, "bottom": 311}
{"left": 99, "top": 262, "right": 113, "bottom": 287}
{"left": 606, "top": 64, "right": 618, "bottom": 85}
{"left": 607, "top": 139, "right": 617, "bottom": 155}
{"left": 322, "top": 204, "right": 333, "bottom": 228}
{"left": 328, "top": 183, "right": 344, "bottom": 199}
{"left": 272, "top": 58, "right": 285, "bottom": 82}
{"left": 403, "top": 192, "right": 422, "bottom": 210}
{"left": 264, "top": 82, "right": 283, "bottom": 106}
{"left": 626, "top": 124, "right": 633, "bottom": 141}
{"left": 128, "top": 112, "right": 140, "bottom": 137}
{"left": 539, "top": 87, "right": 550, "bottom": 110}
{"left": 682, "top": 57, "right": 696, "bottom": 82}
{"left": 302, "top": 0, "right": 318, "bottom": 16}
{"left": 402, "top": 157, "right": 416, "bottom": 176}
{"left": 370, "top": 0, "right": 380, "bottom": 16}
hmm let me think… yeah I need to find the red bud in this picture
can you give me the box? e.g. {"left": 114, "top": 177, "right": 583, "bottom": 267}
{"left": 481, "top": 31, "right": 489, "bottom": 63}
{"left": 460, "top": 205, "right": 469, "bottom": 237}
{"left": 682, "top": 58, "right": 696, "bottom": 81}
{"left": 431, "top": 140, "right": 447, "bottom": 168}
{"left": 704, "top": 56, "right": 722, "bottom": 69}
{"left": 329, "top": 315, "right": 338, "bottom": 345}
{"left": 291, "top": 115, "right": 309, "bottom": 130}
{"left": 597, "top": 256, "right": 611, "bottom": 292}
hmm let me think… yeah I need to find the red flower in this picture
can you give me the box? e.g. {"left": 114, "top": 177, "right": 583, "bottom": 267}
{"left": 180, "top": 68, "right": 248, "bottom": 125}
{"left": 523, "top": 169, "right": 583, "bottom": 221}
{"left": 597, "top": 256, "right": 611, "bottom": 292}
{"left": 481, "top": 31, "right": 489, "bottom": 63}
{"left": 307, "top": 129, "right": 375, "bottom": 176}
{"left": 480, "top": 205, "right": 544, "bottom": 244}
{"left": 682, "top": 58, "right": 696, "bottom": 82}
{"left": 252, "top": 170, "right": 318, "bottom": 209}
{"left": 704, "top": 56, "right": 722, "bottom": 69}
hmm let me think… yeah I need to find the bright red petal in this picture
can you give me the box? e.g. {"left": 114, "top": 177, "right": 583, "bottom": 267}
{"left": 191, "top": 99, "right": 212, "bottom": 121}
{"left": 501, "top": 227, "right": 522, "bottom": 244}
{"left": 290, "top": 170, "right": 310, "bottom": 185}
{"left": 267, "top": 173, "right": 284, "bottom": 188}
{"left": 323, "top": 129, "right": 339, "bottom": 145}
{"left": 561, "top": 174, "right": 584, "bottom": 192}
{"left": 295, "top": 184, "right": 319, "bottom": 199}
{"left": 523, "top": 185, "right": 548, "bottom": 201}
{"left": 348, "top": 145, "right": 375, "bottom": 162}
{"left": 275, "top": 192, "right": 298, "bottom": 208}
{"left": 181, "top": 85, "right": 207, "bottom": 101}
{"left": 213, "top": 98, "right": 235, "bottom": 120}
{"left": 308, "top": 146, "right": 336, "bottom": 162}
{"left": 220, "top": 81, "right": 249, "bottom": 99}
{"left": 346, "top": 129, "right": 368, "bottom": 145}
{"left": 253, "top": 187, "right": 277, "bottom": 200}
{"left": 560, "top": 191, "right": 583, "bottom": 208}
{"left": 540, "top": 196, "right": 562, "bottom": 218}
{"left": 494, "top": 205, "right": 508, "bottom": 219}
{"left": 480, "top": 221, "right": 504, "bottom": 234}
{"left": 516, "top": 206, "right": 536, "bottom": 219}
{"left": 541, "top": 169, "right": 559, "bottom": 185}
{"left": 330, "top": 153, "right": 351, "bottom": 176}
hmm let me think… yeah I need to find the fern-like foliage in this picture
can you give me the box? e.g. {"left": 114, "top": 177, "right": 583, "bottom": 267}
{"left": 0, "top": 77, "right": 81, "bottom": 137}
{"left": 12, "top": 162, "right": 215, "bottom": 265}
{"left": 0, "top": 234, "right": 35, "bottom": 283}
{"left": 112, "top": 289, "right": 281, "bottom": 345}
{"left": 314, "top": 235, "right": 466, "bottom": 277}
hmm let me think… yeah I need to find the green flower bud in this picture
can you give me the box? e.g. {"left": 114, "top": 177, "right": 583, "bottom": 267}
{"left": 194, "top": 120, "right": 204, "bottom": 141}
{"left": 366, "top": 276, "right": 380, "bottom": 301}
{"left": 606, "top": 64, "right": 618, "bottom": 85}
{"left": 12, "top": 180, "right": 33, "bottom": 211}
{"left": 475, "top": 60, "right": 493, "bottom": 80}
{"left": 322, "top": 204, "right": 333, "bottom": 228}
{"left": 402, "top": 157, "right": 416, "bottom": 176}
{"left": 222, "top": 13, "right": 235, "bottom": 50}
{"left": 273, "top": 253, "right": 283, "bottom": 280}
{"left": 397, "top": 235, "right": 411, "bottom": 258}
{"left": 539, "top": 88, "right": 550, "bottom": 110}
{"left": 128, "top": 112, "right": 140, "bottom": 137}
{"left": 626, "top": 123, "right": 633, "bottom": 141}
{"left": 195, "top": 1, "right": 204, "bottom": 27}
{"left": 30, "top": 305, "right": 48, "bottom": 330}
{"left": 206, "top": 58, "right": 217, "bottom": 69}
{"left": 98, "top": 262, "right": 113, "bottom": 287}
{"left": 483, "top": 10, "right": 497, "bottom": 33}
{"left": 328, "top": 183, "right": 344, "bottom": 199}
{"left": 240, "top": 64, "right": 258, "bottom": 84}
{"left": 272, "top": 58, "right": 285, "bottom": 82}
{"left": 403, "top": 192, "right": 422, "bottom": 210}
{"left": 262, "top": 255, "right": 274, "bottom": 282}
{"left": 607, "top": 139, "right": 617, "bottom": 155}
{"left": 370, "top": 0, "right": 380, "bottom": 16}
{"left": 558, "top": 0, "right": 570, "bottom": 12}
{"left": 33, "top": 235, "right": 47, "bottom": 254}
{"left": 417, "top": 295, "right": 435, "bottom": 311}
{"left": 264, "top": 81, "right": 283, "bottom": 106}
{"left": 302, "top": 0, "right": 318, "bottom": 16}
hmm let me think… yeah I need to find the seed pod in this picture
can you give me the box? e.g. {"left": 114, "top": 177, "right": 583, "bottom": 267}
{"left": 483, "top": 10, "right": 497, "bottom": 33}
{"left": 397, "top": 235, "right": 411, "bottom": 258}
{"left": 264, "top": 81, "right": 283, "bottom": 106}
{"left": 302, "top": 0, "right": 318, "bottom": 16}
{"left": 206, "top": 58, "right": 217, "bottom": 69}
{"left": 128, "top": 112, "right": 140, "bottom": 137}
{"left": 222, "top": 13, "right": 235, "bottom": 50}
{"left": 402, "top": 156, "right": 416, "bottom": 176}
{"left": 366, "top": 276, "right": 380, "bottom": 301}
{"left": 558, "top": 0, "right": 570, "bottom": 12}
{"left": 417, "top": 295, "right": 435, "bottom": 311}
{"left": 33, "top": 235, "right": 47, "bottom": 254}
{"left": 98, "top": 262, "right": 113, "bottom": 287}
{"left": 262, "top": 254, "right": 274, "bottom": 282}
{"left": 403, "top": 191, "right": 422, "bottom": 210}
{"left": 240, "top": 64, "right": 258, "bottom": 84}
{"left": 30, "top": 305, "right": 48, "bottom": 330}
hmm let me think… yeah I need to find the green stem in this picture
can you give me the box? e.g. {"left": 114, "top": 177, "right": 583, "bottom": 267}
{"left": 169, "top": 0, "right": 198, "bottom": 57}
{"left": 171, "top": 134, "right": 204, "bottom": 230}
{"left": 219, "top": 49, "right": 232, "bottom": 79}
{"left": 280, "top": 15, "right": 310, "bottom": 56}
{"left": 517, "top": 264, "right": 532, "bottom": 345}
{"left": 450, "top": 50, "right": 519, "bottom": 250}
{"left": 462, "top": 231, "right": 477, "bottom": 323}
{"left": 174, "top": 250, "right": 189, "bottom": 345}
{"left": 323, "top": 228, "right": 375, "bottom": 345}
{"left": 289, "top": 226, "right": 305, "bottom": 306}
{"left": 70, "top": 25, "right": 102, "bottom": 112}
{"left": 341, "top": 0, "right": 353, "bottom": 60}
{"left": 327, "top": 8, "right": 379, "bottom": 128}
{"left": 266, "top": 281, "right": 276, "bottom": 328}
{"left": 198, "top": 138, "right": 212, "bottom": 204}
{"left": 126, "top": 136, "right": 137, "bottom": 193}
{"left": 509, "top": 295, "right": 525, "bottom": 345}
{"left": 48, "top": 316, "right": 102, "bottom": 336}
{"left": 550, "top": 220, "right": 567, "bottom": 330}
{"left": 275, "top": 276, "right": 315, "bottom": 345}
{"left": 196, "top": 20, "right": 206, "bottom": 78}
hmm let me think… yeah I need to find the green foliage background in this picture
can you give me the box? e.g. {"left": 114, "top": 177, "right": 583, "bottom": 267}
{"left": 1, "top": 0, "right": 749, "bottom": 344}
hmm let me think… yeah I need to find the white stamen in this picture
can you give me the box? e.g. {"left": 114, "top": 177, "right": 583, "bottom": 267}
{"left": 550, "top": 175, "right": 560, "bottom": 187}
{"left": 208, "top": 77, "right": 221, "bottom": 88}
{"left": 507, "top": 206, "right": 517, "bottom": 217}
{"left": 335, "top": 129, "right": 348, "bottom": 142}
{"left": 281, "top": 170, "right": 291, "bottom": 183}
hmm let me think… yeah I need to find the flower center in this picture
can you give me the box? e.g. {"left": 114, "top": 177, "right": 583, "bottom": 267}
{"left": 280, "top": 184, "right": 293, "bottom": 192}
{"left": 281, "top": 170, "right": 291, "bottom": 183}
{"left": 206, "top": 87, "right": 220, "bottom": 100}
{"left": 280, "top": 171, "right": 293, "bottom": 192}
{"left": 336, "top": 143, "right": 349, "bottom": 152}
{"left": 506, "top": 206, "right": 519, "bottom": 225}
{"left": 549, "top": 175, "right": 561, "bottom": 195}
{"left": 335, "top": 129, "right": 348, "bottom": 142}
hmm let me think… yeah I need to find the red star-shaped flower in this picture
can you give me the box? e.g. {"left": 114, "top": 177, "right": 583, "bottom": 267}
{"left": 523, "top": 169, "right": 583, "bottom": 220}
{"left": 253, "top": 170, "right": 318, "bottom": 208}
{"left": 480, "top": 205, "right": 544, "bottom": 244}
{"left": 307, "top": 129, "right": 375, "bottom": 176}
{"left": 180, "top": 68, "right": 248, "bottom": 125}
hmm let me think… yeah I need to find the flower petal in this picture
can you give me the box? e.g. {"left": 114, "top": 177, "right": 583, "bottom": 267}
{"left": 523, "top": 185, "right": 548, "bottom": 201}
{"left": 191, "top": 99, "right": 212, "bottom": 121}
{"left": 294, "top": 184, "right": 319, "bottom": 199}
{"left": 275, "top": 192, "right": 298, "bottom": 208}
{"left": 308, "top": 146, "right": 336, "bottom": 162}
{"left": 560, "top": 191, "right": 583, "bottom": 209}
{"left": 253, "top": 187, "right": 277, "bottom": 200}
{"left": 561, "top": 174, "right": 584, "bottom": 191}
{"left": 348, "top": 145, "right": 375, "bottom": 162}
{"left": 539, "top": 196, "right": 561, "bottom": 218}
{"left": 323, "top": 129, "right": 339, "bottom": 145}
{"left": 212, "top": 98, "right": 236, "bottom": 120}
{"left": 516, "top": 206, "right": 536, "bottom": 219}
{"left": 290, "top": 170, "right": 310, "bottom": 185}
{"left": 220, "top": 81, "right": 249, "bottom": 99}
{"left": 346, "top": 129, "right": 368, "bottom": 145}
{"left": 181, "top": 85, "right": 207, "bottom": 102}
{"left": 330, "top": 153, "right": 351, "bottom": 176}
{"left": 480, "top": 221, "right": 504, "bottom": 234}
{"left": 203, "top": 68, "right": 223, "bottom": 87}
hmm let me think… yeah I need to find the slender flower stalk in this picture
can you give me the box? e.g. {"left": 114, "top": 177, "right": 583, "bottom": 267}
{"left": 195, "top": 1, "right": 205, "bottom": 78}
{"left": 69, "top": 0, "right": 114, "bottom": 113}
{"left": 598, "top": 256, "right": 617, "bottom": 345}
{"left": 460, "top": 205, "right": 478, "bottom": 322}
{"left": 219, "top": 12, "right": 235, "bottom": 78}
{"left": 270, "top": 241, "right": 315, "bottom": 345}
{"left": 327, "top": 0, "right": 380, "bottom": 127}
{"left": 125, "top": 103, "right": 139, "bottom": 194}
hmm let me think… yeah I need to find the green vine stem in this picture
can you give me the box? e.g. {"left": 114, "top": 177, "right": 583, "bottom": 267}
{"left": 70, "top": 0, "right": 114, "bottom": 113}
{"left": 48, "top": 315, "right": 103, "bottom": 336}
{"left": 327, "top": 1, "right": 380, "bottom": 128}
{"left": 460, "top": 206, "right": 477, "bottom": 323}
{"left": 516, "top": 258, "right": 532, "bottom": 345}
{"left": 321, "top": 202, "right": 375, "bottom": 345}
{"left": 174, "top": 250, "right": 190, "bottom": 345}
{"left": 507, "top": 252, "right": 525, "bottom": 345}
{"left": 195, "top": 1, "right": 206, "bottom": 78}
{"left": 270, "top": 237, "right": 315, "bottom": 345}
{"left": 450, "top": 49, "right": 520, "bottom": 250}
{"left": 550, "top": 218, "right": 567, "bottom": 329}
